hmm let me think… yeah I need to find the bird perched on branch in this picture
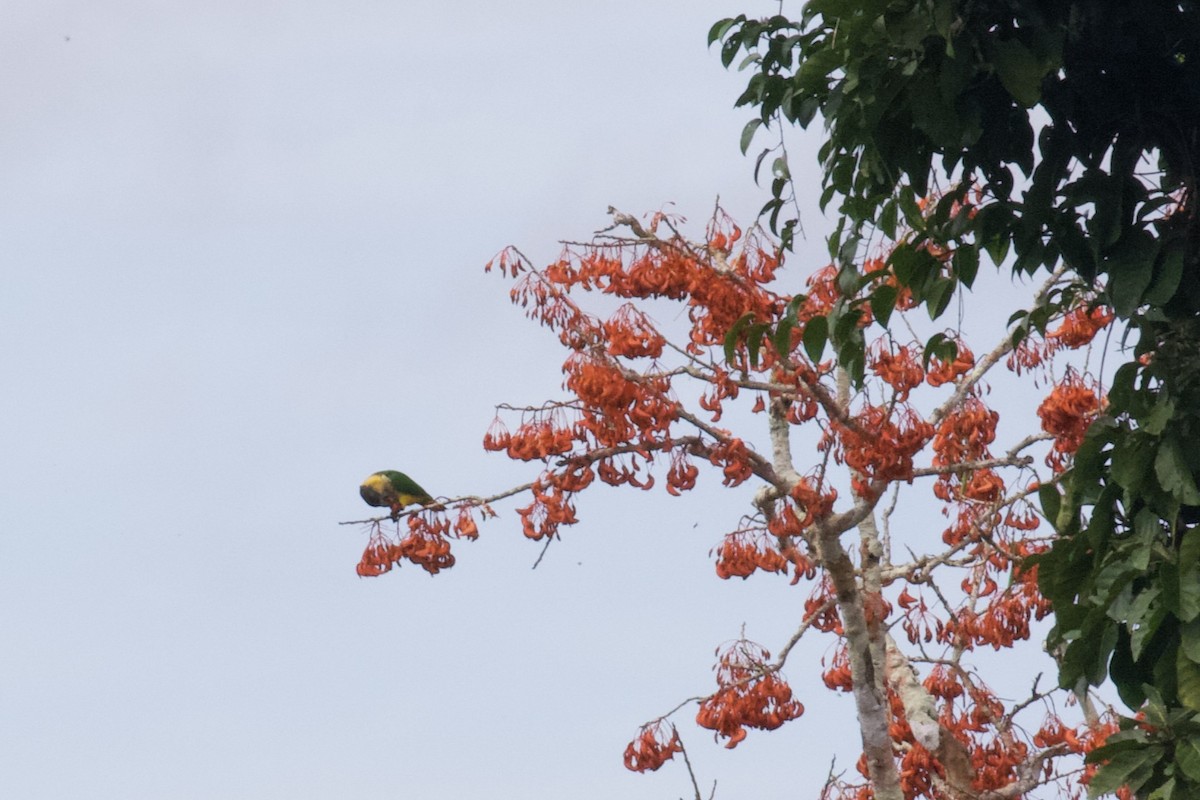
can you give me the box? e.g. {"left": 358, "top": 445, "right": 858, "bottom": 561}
{"left": 360, "top": 470, "right": 435, "bottom": 517}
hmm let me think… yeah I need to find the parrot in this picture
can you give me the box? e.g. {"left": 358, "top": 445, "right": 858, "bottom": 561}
{"left": 360, "top": 470, "right": 435, "bottom": 516}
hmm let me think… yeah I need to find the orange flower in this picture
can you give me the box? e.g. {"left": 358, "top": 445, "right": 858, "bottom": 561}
{"left": 1046, "top": 304, "right": 1114, "bottom": 349}
{"left": 604, "top": 303, "right": 666, "bottom": 359}
{"left": 926, "top": 341, "right": 975, "bottom": 387}
{"left": 623, "top": 721, "right": 682, "bottom": 773}
{"left": 713, "top": 529, "right": 788, "bottom": 579}
{"left": 696, "top": 638, "right": 804, "bottom": 747}
{"left": 869, "top": 340, "right": 925, "bottom": 400}
{"left": 1038, "top": 371, "right": 1104, "bottom": 471}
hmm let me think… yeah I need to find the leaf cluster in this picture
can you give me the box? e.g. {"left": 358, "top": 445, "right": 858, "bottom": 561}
{"left": 714, "top": 0, "right": 1200, "bottom": 359}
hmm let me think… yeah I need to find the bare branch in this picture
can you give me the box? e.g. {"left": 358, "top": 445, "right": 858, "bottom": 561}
{"left": 337, "top": 482, "right": 537, "bottom": 526}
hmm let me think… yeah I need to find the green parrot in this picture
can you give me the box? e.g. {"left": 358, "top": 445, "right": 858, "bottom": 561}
{"left": 360, "top": 470, "right": 435, "bottom": 515}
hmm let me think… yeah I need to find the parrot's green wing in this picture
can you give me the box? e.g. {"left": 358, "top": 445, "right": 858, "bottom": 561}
{"left": 379, "top": 470, "right": 433, "bottom": 504}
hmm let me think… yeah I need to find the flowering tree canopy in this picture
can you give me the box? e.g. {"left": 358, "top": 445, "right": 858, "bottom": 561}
{"left": 346, "top": 196, "right": 1130, "bottom": 798}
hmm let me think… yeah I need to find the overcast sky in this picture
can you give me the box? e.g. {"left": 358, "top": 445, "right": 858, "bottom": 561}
{"left": 1, "top": 3, "right": 1080, "bottom": 799}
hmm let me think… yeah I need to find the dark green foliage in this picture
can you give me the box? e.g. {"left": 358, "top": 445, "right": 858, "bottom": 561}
{"left": 715, "top": 2, "right": 1200, "bottom": 796}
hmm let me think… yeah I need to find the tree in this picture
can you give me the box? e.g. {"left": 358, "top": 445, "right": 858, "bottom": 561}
{"left": 709, "top": 1, "right": 1200, "bottom": 797}
{"left": 347, "top": 198, "right": 1122, "bottom": 798}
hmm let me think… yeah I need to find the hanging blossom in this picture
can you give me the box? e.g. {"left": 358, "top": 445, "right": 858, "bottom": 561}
{"left": 1038, "top": 369, "right": 1105, "bottom": 472}
{"left": 694, "top": 638, "right": 805, "bottom": 748}
{"left": 623, "top": 720, "right": 684, "bottom": 773}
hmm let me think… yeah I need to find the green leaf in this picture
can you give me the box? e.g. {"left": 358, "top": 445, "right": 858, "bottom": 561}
{"left": 1088, "top": 744, "right": 1164, "bottom": 797}
{"left": 952, "top": 244, "right": 980, "bottom": 288}
{"left": 1106, "top": 231, "right": 1159, "bottom": 317}
{"left": 991, "top": 39, "right": 1047, "bottom": 107}
{"left": 1039, "top": 482, "right": 1062, "bottom": 527}
{"left": 803, "top": 314, "right": 828, "bottom": 364}
{"left": 795, "top": 95, "right": 820, "bottom": 127}
{"left": 1180, "top": 647, "right": 1200, "bottom": 713}
{"left": 707, "top": 16, "right": 743, "bottom": 46}
{"left": 723, "top": 312, "right": 755, "bottom": 365}
{"left": 879, "top": 199, "right": 899, "bottom": 240}
{"left": 1129, "top": 586, "right": 1165, "bottom": 660}
{"left": 747, "top": 322, "right": 768, "bottom": 368}
{"left": 869, "top": 285, "right": 897, "bottom": 329}
{"left": 1181, "top": 618, "right": 1200, "bottom": 662}
{"left": 1112, "top": 432, "right": 1154, "bottom": 494}
{"left": 1142, "top": 395, "right": 1176, "bottom": 436}
{"left": 1145, "top": 243, "right": 1186, "bottom": 306}
{"left": 773, "top": 317, "right": 795, "bottom": 358}
{"left": 925, "top": 276, "right": 956, "bottom": 320}
{"left": 1176, "top": 737, "right": 1200, "bottom": 782}
{"left": 1158, "top": 438, "right": 1200, "bottom": 506}
{"left": 898, "top": 186, "right": 924, "bottom": 229}
{"left": 740, "top": 118, "right": 763, "bottom": 155}
{"left": 1149, "top": 776, "right": 1178, "bottom": 800}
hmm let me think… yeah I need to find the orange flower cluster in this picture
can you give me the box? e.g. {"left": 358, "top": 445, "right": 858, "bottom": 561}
{"left": 897, "top": 586, "right": 940, "bottom": 645}
{"left": 697, "top": 366, "right": 741, "bottom": 420}
{"left": 594, "top": 454, "right": 654, "bottom": 489}
{"left": 804, "top": 577, "right": 843, "bottom": 633}
{"left": 748, "top": 478, "right": 837, "bottom": 547}
{"left": 513, "top": 215, "right": 785, "bottom": 357}
{"left": 713, "top": 528, "right": 789, "bottom": 579}
{"left": 1059, "top": 714, "right": 1136, "bottom": 800}
{"left": 603, "top": 303, "right": 666, "bottom": 358}
{"left": 704, "top": 437, "right": 756, "bottom": 486}
{"left": 931, "top": 395, "right": 999, "bottom": 501}
{"left": 930, "top": 680, "right": 1034, "bottom": 795}
{"left": 705, "top": 211, "right": 742, "bottom": 252}
{"left": 938, "top": 578, "right": 1050, "bottom": 651}
{"left": 1045, "top": 304, "right": 1114, "bottom": 349}
{"left": 508, "top": 269, "right": 604, "bottom": 351}
{"left": 695, "top": 638, "right": 805, "bottom": 748}
{"left": 971, "top": 737, "right": 1030, "bottom": 793}
{"left": 870, "top": 341, "right": 925, "bottom": 400}
{"left": 1032, "top": 714, "right": 1088, "bottom": 753}
{"left": 1006, "top": 301, "right": 1113, "bottom": 377}
{"left": 961, "top": 468, "right": 1005, "bottom": 503}
{"left": 1037, "top": 371, "right": 1103, "bottom": 471}
{"left": 925, "top": 342, "right": 975, "bottom": 387}
{"left": 665, "top": 449, "right": 699, "bottom": 495}
{"left": 824, "top": 404, "right": 934, "bottom": 497}
{"left": 623, "top": 720, "right": 683, "bottom": 773}
{"left": 821, "top": 643, "right": 853, "bottom": 692}
{"left": 881, "top": 692, "right": 949, "bottom": 799}
{"left": 974, "top": 571, "right": 1052, "bottom": 650}
{"left": 941, "top": 503, "right": 999, "bottom": 547}
{"left": 355, "top": 515, "right": 461, "bottom": 577}
{"left": 1006, "top": 336, "right": 1049, "bottom": 375}
{"left": 356, "top": 524, "right": 400, "bottom": 577}
{"left": 804, "top": 264, "right": 841, "bottom": 317}
{"left": 516, "top": 481, "right": 578, "bottom": 541}
{"left": 780, "top": 541, "right": 819, "bottom": 584}
{"left": 922, "top": 664, "right": 964, "bottom": 703}
{"left": 482, "top": 411, "right": 575, "bottom": 461}
{"left": 867, "top": 257, "right": 918, "bottom": 312}
{"left": 396, "top": 515, "right": 457, "bottom": 575}
{"left": 563, "top": 352, "right": 677, "bottom": 448}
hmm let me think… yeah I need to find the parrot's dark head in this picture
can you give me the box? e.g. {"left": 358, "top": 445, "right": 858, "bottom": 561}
{"left": 359, "top": 473, "right": 393, "bottom": 507}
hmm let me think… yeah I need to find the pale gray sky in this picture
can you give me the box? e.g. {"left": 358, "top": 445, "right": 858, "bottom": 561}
{"left": 1, "top": 3, "right": 1085, "bottom": 799}
{"left": 0, "top": 3, "right": 865, "bottom": 798}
